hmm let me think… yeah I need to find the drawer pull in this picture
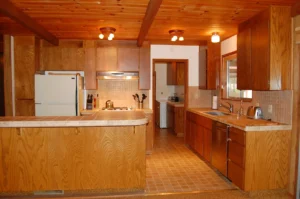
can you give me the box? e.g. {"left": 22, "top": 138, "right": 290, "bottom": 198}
{"left": 227, "top": 138, "right": 232, "bottom": 142}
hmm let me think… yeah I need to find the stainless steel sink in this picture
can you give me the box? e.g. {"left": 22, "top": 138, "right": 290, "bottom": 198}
{"left": 203, "top": 111, "right": 230, "bottom": 116}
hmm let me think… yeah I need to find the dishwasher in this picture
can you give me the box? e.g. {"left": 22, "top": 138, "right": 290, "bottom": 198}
{"left": 212, "top": 121, "right": 229, "bottom": 177}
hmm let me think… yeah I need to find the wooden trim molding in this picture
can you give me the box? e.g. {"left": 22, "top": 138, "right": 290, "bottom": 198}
{"left": 137, "top": 0, "right": 163, "bottom": 47}
{"left": 0, "top": 0, "right": 58, "bottom": 46}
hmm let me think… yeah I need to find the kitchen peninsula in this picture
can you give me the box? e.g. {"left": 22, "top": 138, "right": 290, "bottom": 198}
{"left": 0, "top": 111, "right": 148, "bottom": 195}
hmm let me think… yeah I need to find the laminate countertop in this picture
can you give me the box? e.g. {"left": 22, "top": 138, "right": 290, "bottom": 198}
{"left": 167, "top": 101, "right": 184, "bottom": 107}
{"left": 187, "top": 108, "right": 291, "bottom": 131}
{"left": 0, "top": 111, "right": 148, "bottom": 128}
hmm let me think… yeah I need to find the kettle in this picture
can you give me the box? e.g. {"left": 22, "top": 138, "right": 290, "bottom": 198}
{"left": 105, "top": 100, "right": 114, "bottom": 109}
{"left": 247, "top": 105, "right": 263, "bottom": 119}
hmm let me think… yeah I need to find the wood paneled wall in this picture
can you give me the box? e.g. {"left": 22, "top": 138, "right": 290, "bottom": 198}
{"left": 3, "top": 35, "right": 12, "bottom": 116}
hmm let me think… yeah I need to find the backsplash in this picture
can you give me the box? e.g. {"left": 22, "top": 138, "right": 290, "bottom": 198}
{"left": 87, "top": 79, "right": 149, "bottom": 109}
{"left": 219, "top": 90, "right": 293, "bottom": 124}
{"left": 188, "top": 87, "right": 212, "bottom": 108}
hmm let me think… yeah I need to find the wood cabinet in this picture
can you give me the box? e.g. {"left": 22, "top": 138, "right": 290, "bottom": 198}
{"left": 83, "top": 41, "right": 97, "bottom": 90}
{"left": 139, "top": 47, "right": 150, "bottom": 89}
{"left": 96, "top": 47, "right": 118, "bottom": 71}
{"left": 199, "top": 42, "right": 220, "bottom": 90}
{"left": 14, "top": 36, "right": 37, "bottom": 116}
{"left": 186, "top": 111, "right": 212, "bottom": 162}
{"left": 155, "top": 100, "right": 160, "bottom": 127}
{"left": 227, "top": 127, "right": 246, "bottom": 190}
{"left": 237, "top": 6, "right": 291, "bottom": 90}
{"left": 117, "top": 48, "right": 139, "bottom": 71}
{"left": 228, "top": 127, "right": 290, "bottom": 191}
{"left": 40, "top": 40, "right": 84, "bottom": 71}
{"left": 167, "top": 103, "right": 184, "bottom": 136}
{"left": 167, "top": 62, "right": 185, "bottom": 85}
{"left": 145, "top": 112, "right": 154, "bottom": 154}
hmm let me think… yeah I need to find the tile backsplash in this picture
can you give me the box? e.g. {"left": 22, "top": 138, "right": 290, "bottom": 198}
{"left": 219, "top": 90, "right": 293, "bottom": 124}
{"left": 87, "top": 79, "right": 149, "bottom": 109}
{"left": 188, "top": 87, "right": 212, "bottom": 108}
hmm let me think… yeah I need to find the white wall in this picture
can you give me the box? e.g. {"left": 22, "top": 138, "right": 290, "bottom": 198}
{"left": 150, "top": 45, "right": 200, "bottom": 108}
{"left": 221, "top": 35, "right": 237, "bottom": 55}
{"left": 155, "top": 63, "right": 175, "bottom": 100}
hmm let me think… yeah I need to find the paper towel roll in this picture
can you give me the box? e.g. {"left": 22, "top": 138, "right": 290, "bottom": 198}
{"left": 212, "top": 96, "right": 218, "bottom": 109}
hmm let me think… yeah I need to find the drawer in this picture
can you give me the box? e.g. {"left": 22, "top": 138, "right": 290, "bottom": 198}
{"left": 228, "top": 160, "right": 245, "bottom": 190}
{"left": 197, "top": 114, "right": 213, "bottom": 130}
{"left": 228, "top": 141, "right": 245, "bottom": 168}
{"left": 229, "top": 127, "right": 245, "bottom": 146}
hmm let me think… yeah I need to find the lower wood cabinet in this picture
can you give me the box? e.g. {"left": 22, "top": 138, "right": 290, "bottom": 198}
{"left": 144, "top": 112, "right": 154, "bottom": 154}
{"left": 186, "top": 111, "right": 212, "bottom": 163}
{"left": 167, "top": 104, "right": 184, "bottom": 137}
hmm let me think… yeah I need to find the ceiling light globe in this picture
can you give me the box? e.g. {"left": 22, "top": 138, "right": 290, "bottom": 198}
{"left": 99, "top": 33, "right": 104, "bottom": 39}
{"left": 211, "top": 33, "right": 220, "bottom": 43}
{"left": 171, "top": 35, "right": 178, "bottom": 41}
{"left": 108, "top": 36, "right": 113, "bottom": 41}
{"left": 179, "top": 36, "right": 184, "bottom": 41}
{"left": 109, "top": 33, "right": 114, "bottom": 38}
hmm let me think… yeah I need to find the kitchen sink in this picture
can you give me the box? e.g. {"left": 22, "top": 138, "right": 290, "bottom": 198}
{"left": 203, "top": 111, "right": 230, "bottom": 116}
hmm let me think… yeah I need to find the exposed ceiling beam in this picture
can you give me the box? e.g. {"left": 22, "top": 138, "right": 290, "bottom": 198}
{"left": 137, "top": 0, "right": 163, "bottom": 47}
{"left": 292, "top": 2, "right": 300, "bottom": 17}
{"left": 0, "top": 0, "right": 58, "bottom": 46}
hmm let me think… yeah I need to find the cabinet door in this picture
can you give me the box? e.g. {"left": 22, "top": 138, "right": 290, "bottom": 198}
{"left": 185, "top": 112, "right": 191, "bottom": 145}
{"left": 190, "top": 121, "right": 197, "bottom": 150}
{"left": 167, "top": 62, "right": 176, "bottom": 85}
{"left": 96, "top": 47, "right": 118, "bottom": 71}
{"left": 176, "top": 62, "right": 185, "bottom": 85}
{"left": 117, "top": 48, "right": 139, "bottom": 71}
{"left": 195, "top": 125, "right": 204, "bottom": 156}
{"left": 206, "top": 42, "right": 220, "bottom": 89}
{"left": 84, "top": 41, "right": 97, "bottom": 90}
{"left": 174, "top": 107, "right": 184, "bottom": 136}
{"left": 251, "top": 9, "right": 270, "bottom": 90}
{"left": 145, "top": 113, "right": 154, "bottom": 154}
{"left": 155, "top": 101, "right": 160, "bottom": 127}
{"left": 198, "top": 48, "right": 207, "bottom": 89}
{"left": 203, "top": 127, "right": 212, "bottom": 162}
{"left": 139, "top": 47, "right": 150, "bottom": 89}
{"left": 237, "top": 20, "right": 252, "bottom": 90}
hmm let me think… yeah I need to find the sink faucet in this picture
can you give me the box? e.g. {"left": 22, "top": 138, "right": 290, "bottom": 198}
{"left": 219, "top": 102, "right": 234, "bottom": 113}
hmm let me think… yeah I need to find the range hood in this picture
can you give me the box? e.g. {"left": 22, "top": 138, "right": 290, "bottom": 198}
{"left": 96, "top": 71, "right": 139, "bottom": 80}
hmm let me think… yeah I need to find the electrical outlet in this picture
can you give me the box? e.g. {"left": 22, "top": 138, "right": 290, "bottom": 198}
{"left": 268, "top": 105, "right": 272, "bottom": 113}
{"left": 161, "top": 92, "right": 163, "bottom": 95}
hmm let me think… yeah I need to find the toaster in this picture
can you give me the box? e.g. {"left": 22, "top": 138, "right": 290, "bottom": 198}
{"left": 247, "top": 106, "right": 263, "bottom": 119}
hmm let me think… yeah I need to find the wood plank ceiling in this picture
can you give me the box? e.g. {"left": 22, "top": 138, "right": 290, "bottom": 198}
{"left": 0, "top": 0, "right": 297, "bottom": 43}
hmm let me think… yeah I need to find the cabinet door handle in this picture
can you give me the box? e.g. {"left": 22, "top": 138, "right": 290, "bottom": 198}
{"left": 227, "top": 138, "right": 232, "bottom": 142}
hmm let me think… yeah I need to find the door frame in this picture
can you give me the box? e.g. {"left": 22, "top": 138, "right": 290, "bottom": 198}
{"left": 152, "top": 59, "right": 189, "bottom": 139}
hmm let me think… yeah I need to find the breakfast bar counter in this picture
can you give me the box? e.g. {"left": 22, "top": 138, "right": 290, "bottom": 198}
{"left": 0, "top": 111, "right": 148, "bottom": 195}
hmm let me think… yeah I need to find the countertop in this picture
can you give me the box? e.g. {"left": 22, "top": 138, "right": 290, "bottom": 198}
{"left": 0, "top": 111, "right": 148, "bottom": 128}
{"left": 187, "top": 108, "right": 291, "bottom": 131}
{"left": 81, "top": 108, "right": 153, "bottom": 116}
{"left": 167, "top": 101, "right": 184, "bottom": 107}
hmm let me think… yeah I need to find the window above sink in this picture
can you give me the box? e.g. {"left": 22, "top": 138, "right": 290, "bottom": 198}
{"left": 220, "top": 51, "right": 252, "bottom": 101}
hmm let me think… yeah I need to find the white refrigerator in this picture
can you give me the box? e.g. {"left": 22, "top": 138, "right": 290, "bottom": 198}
{"left": 35, "top": 74, "right": 84, "bottom": 116}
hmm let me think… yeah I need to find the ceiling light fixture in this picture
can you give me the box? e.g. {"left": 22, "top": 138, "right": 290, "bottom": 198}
{"left": 99, "top": 27, "right": 116, "bottom": 40}
{"left": 169, "top": 30, "right": 184, "bottom": 42}
{"left": 211, "top": 32, "right": 220, "bottom": 43}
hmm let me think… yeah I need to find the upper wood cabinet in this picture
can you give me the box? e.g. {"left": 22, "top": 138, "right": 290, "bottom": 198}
{"left": 199, "top": 42, "right": 220, "bottom": 90}
{"left": 83, "top": 41, "right": 97, "bottom": 90}
{"left": 96, "top": 47, "right": 118, "bottom": 71}
{"left": 237, "top": 6, "right": 291, "bottom": 90}
{"left": 40, "top": 40, "right": 84, "bottom": 71}
{"left": 139, "top": 47, "right": 150, "bottom": 90}
{"left": 167, "top": 61, "right": 185, "bottom": 85}
{"left": 117, "top": 48, "right": 139, "bottom": 71}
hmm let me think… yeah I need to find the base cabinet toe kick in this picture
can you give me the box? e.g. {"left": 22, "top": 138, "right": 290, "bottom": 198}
{"left": 186, "top": 110, "right": 291, "bottom": 192}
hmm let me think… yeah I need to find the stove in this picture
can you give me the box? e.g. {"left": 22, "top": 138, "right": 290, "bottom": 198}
{"left": 102, "top": 107, "right": 132, "bottom": 111}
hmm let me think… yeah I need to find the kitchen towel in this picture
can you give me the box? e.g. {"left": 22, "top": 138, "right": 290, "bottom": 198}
{"left": 212, "top": 96, "right": 218, "bottom": 110}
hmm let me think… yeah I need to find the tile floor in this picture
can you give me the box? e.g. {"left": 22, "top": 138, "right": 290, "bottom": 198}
{"left": 145, "top": 127, "right": 235, "bottom": 194}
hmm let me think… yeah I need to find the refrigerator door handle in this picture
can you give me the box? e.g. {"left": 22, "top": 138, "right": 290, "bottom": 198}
{"left": 35, "top": 103, "right": 42, "bottom": 105}
{"left": 75, "top": 75, "right": 78, "bottom": 116}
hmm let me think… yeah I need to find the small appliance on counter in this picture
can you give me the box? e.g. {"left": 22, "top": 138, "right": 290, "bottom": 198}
{"left": 247, "top": 103, "right": 263, "bottom": 119}
{"left": 168, "top": 93, "right": 179, "bottom": 102}
{"left": 86, "top": 94, "right": 93, "bottom": 110}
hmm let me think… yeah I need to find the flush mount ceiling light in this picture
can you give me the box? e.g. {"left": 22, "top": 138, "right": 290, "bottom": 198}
{"left": 99, "top": 27, "right": 116, "bottom": 40}
{"left": 169, "top": 30, "right": 184, "bottom": 42}
{"left": 211, "top": 32, "right": 220, "bottom": 43}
